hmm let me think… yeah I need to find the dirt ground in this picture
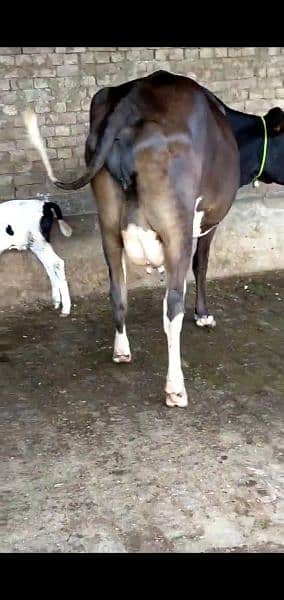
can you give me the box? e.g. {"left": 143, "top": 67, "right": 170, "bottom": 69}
{"left": 1, "top": 272, "right": 283, "bottom": 553}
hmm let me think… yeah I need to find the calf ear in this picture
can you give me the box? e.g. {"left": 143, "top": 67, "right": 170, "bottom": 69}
{"left": 265, "top": 107, "right": 284, "bottom": 135}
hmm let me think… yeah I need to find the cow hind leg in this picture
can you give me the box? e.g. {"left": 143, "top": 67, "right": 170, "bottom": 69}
{"left": 192, "top": 228, "right": 216, "bottom": 328}
{"left": 93, "top": 169, "right": 131, "bottom": 363}
{"left": 163, "top": 238, "right": 192, "bottom": 408}
{"left": 110, "top": 245, "right": 131, "bottom": 363}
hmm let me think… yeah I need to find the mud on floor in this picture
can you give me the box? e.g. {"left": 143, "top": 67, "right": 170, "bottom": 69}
{"left": 1, "top": 272, "right": 283, "bottom": 552}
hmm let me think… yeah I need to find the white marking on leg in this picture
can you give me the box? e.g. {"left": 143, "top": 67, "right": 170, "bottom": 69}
{"left": 163, "top": 282, "right": 188, "bottom": 408}
{"left": 113, "top": 326, "right": 131, "bottom": 363}
{"left": 193, "top": 196, "right": 218, "bottom": 238}
{"left": 122, "top": 250, "right": 127, "bottom": 283}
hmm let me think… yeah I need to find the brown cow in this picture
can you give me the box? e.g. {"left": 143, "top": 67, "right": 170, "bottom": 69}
{"left": 24, "top": 70, "right": 284, "bottom": 407}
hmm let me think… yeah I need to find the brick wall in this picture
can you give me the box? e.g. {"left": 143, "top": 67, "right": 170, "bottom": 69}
{"left": 0, "top": 47, "right": 284, "bottom": 201}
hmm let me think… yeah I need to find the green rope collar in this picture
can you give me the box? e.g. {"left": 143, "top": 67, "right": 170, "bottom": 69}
{"left": 253, "top": 115, "right": 268, "bottom": 188}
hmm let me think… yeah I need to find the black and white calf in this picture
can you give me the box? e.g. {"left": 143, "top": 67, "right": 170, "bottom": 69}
{"left": 0, "top": 197, "right": 72, "bottom": 315}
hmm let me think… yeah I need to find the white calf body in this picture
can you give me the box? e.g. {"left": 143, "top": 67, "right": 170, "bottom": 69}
{"left": 0, "top": 198, "right": 72, "bottom": 316}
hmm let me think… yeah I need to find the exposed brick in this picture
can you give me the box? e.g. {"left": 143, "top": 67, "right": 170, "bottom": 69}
{"left": 10, "top": 78, "right": 34, "bottom": 90}
{"left": 49, "top": 54, "right": 64, "bottom": 66}
{"left": 55, "top": 125, "right": 70, "bottom": 136}
{"left": 34, "top": 78, "right": 50, "bottom": 89}
{"left": 65, "top": 47, "right": 86, "bottom": 53}
{"left": 94, "top": 51, "right": 111, "bottom": 63}
{"left": 0, "top": 162, "right": 13, "bottom": 175}
{"left": 184, "top": 48, "right": 199, "bottom": 59}
{"left": 214, "top": 48, "right": 228, "bottom": 58}
{"left": 64, "top": 158, "right": 80, "bottom": 169}
{"left": 255, "top": 66, "right": 266, "bottom": 78}
{"left": 16, "top": 55, "right": 33, "bottom": 66}
{"left": 0, "top": 55, "right": 15, "bottom": 65}
{"left": 168, "top": 48, "right": 184, "bottom": 60}
{"left": 0, "top": 127, "right": 26, "bottom": 141}
{"left": 23, "top": 89, "right": 52, "bottom": 103}
{"left": 14, "top": 172, "right": 46, "bottom": 185}
{"left": 139, "top": 49, "right": 154, "bottom": 61}
{"left": 64, "top": 54, "right": 79, "bottom": 65}
{"left": 28, "top": 148, "right": 57, "bottom": 161}
{"left": 76, "top": 111, "right": 89, "bottom": 124}
{"left": 245, "top": 99, "right": 272, "bottom": 113}
{"left": 53, "top": 102, "right": 67, "bottom": 113}
{"left": 0, "top": 91, "right": 17, "bottom": 104}
{"left": 46, "top": 112, "right": 76, "bottom": 125}
{"left": 228, "top": 47, "right": 242, "bottom": 57}
{"left": 1, "top": 66, "right": 19, "bottom": 78}
{"left": 241, "top": 47, "right": 256, "bottom": 56}
{"left": 81, "top": 98, "right": 91, "bottom": 111}
{"left": 32, "top": 68, "right": 56, "bottom": 78}
{"left": 47, "top": 135, "right": 85, "bottom": 148}
{"left": 200, "top": 47, "right": 214, "bottom": 58}
{"left": 57, "top": 148, "right": 72, "bottom": 159}
{"left": 0, "top": 80, "right": 10, "bottom": 90}
{"left": 31, "top": 54, "right": 49, "bottom": 66}
{"left": 15, "top": 184, "right": 48, "bottom": 198}
{"left": 0, "top": 48, "right": 21, "bottom": 55}
{"left": 81, "top": 52, "right": 95, "bottom": 64}
{"left": 154, "top": 49, "right": 168, "bottom": 61}
{"left": 66, "top": 99, "right": 81, "bottom": 112}
{"left": 0, "top": 151, "right": 11, "bottom": 162}
{"left": 249, "top": 90, "right": 263, "bottom": 100}
{"left": 110, "top": 51, "right": 126, "bottom": 63}
{"left": 57, "top": 64, "right": 79, "bottom": 77}
{"left": 34, "top": 102, "right": 51, "bottom": 113}
{"left": 40, "top": 125, "right": 56, "bottom": 137}
{"left": 81, "top": 75, "right": 97, "bottom": 87}
{"left": 88, "top": 47, "right": 116, "bottom": 51}
{"left": 23, "top": 47, "right": 55, "bottom": 54}
{"left": 0, "top": 174, "right": 13, "bottom": 186}
{"left": 0, "top": 185, "right": 15, "bottom": 199}
{"left": 268, "top": 48, "right": 281, "bottom": 56}
{"left": 70, "top": 124, "right": 87, "bottom": 135}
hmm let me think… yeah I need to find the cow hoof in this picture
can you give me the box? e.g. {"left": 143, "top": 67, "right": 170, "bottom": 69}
{"left": 53, "top": 301, "right": 60, "bottom": 310}
{"left": 113, "top": 352, "right": 132, "bottom": 363}
{"left": 194, "top": 313, "right": 216, "bottom": 328}
{"left": 60, "top": 311, "right": 70, "bottom": 318}
{"left": 165, "top": 388, "right": 188, "bottom": 408}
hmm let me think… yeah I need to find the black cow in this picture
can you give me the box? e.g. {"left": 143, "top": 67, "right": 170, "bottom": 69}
{"left": 24, "top": 70, "right": 284, "bottom": 407}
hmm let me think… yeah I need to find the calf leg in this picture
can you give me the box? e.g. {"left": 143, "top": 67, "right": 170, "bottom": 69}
{"left": 163, "top": 240, "right": 192, "bottom": 408}
{"left": 31, "top": 241, "right": 71, "bottom": 316}
{"left": 192, "top": 229, "right": 216, "bottom": 328}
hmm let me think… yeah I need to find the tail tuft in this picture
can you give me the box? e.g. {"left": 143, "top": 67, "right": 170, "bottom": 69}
{"left": 23, "top": 108, "right": 56, "bottom": 182}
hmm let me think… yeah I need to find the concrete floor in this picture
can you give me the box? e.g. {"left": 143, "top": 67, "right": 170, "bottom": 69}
{"left": 1, "top": 272, "right": 283, "bottom": 553}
